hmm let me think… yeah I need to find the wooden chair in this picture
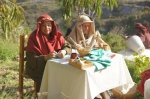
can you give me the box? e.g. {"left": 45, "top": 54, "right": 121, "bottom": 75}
{"left": 18, "top": 34, "right": 37, "bottom": 98}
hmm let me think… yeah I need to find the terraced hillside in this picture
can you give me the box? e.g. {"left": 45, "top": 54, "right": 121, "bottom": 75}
{"left": 17, "top": 0, "right": 150, "bottom": 35}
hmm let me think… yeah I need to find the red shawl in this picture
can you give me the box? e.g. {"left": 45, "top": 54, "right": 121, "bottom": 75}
{"left": 137, "top": 69, "right": 150, "bottom": 95}
{"left": 26, "top": 14, "right": 65, "bottom": 55}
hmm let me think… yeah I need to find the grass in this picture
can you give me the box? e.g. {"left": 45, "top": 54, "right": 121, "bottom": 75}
{"left": 0, "top": 60, "right": 35, "bottom": 98}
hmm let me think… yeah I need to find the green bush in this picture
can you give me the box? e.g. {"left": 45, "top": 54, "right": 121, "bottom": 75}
{"left": 126, "top": 53, "right": 150, "bottom": 84}
{"left": 125, "top": 53, "right": 150, "bottom": 99}
{"left": 101, "top": 33, "right": 126, "bottom": 53}
{"left": 0, "top": 40, "right": 18, "bottom": 61}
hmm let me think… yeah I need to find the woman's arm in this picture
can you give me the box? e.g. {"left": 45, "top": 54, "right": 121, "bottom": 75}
{"left": 57, "top": 40, "right": 72, "bottom": 58}
{"left": 95, "top": 32, "right": 111, "bottom": 51}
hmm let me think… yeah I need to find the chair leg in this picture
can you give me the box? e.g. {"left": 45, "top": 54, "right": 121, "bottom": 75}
{"left": 33, "top": 81, "right": 37, "bottom": 98}
{"left": 19, "top": 74, "right": 23, "bottom": 97}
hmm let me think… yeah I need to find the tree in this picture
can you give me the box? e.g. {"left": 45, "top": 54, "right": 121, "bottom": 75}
{"left": 58, "top": 0, "right": 118, "bottom": 20}
{"left": 0, "top": 0, "right": 25, "bottom": 40}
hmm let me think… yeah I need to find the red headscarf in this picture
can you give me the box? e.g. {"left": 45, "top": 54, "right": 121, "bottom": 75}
{"left": 135, "top": 23, "right": 147, "bottom": 36}
{"left": 134, "top": 23, "right": 150, "bottom": 48}
{"left": 26, "top": 14, "right": 65, "bottom": 55}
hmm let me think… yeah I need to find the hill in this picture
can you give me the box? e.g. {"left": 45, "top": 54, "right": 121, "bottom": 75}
{"left": 17, "top": 0, "right": 150, "bottom": 35}
{"left": 17, "top": 0, "right": 63, "bottom": 31}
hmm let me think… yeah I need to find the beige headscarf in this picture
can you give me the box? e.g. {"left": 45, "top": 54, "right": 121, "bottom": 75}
{"left": 66, "top": 15, "right": 111, "bottom": 50}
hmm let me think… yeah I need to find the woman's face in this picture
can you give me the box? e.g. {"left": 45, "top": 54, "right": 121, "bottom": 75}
{"left": 40, "top": 21, "right": 52, "bottom": 36}
{"left": 82, "top": 22, "right": 91, "bottom": 35}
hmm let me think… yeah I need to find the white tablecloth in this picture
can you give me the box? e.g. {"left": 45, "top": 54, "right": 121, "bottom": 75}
{"left": 38, "top": 54, "right": 134, "bottom": 99}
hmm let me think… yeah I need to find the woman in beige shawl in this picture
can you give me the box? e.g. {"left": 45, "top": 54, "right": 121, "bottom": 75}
{"left": 66, "top": 15, "right": 113, "bottom": 98}
{"left": 66, "top": 14, "right": 111, "bottom": 50}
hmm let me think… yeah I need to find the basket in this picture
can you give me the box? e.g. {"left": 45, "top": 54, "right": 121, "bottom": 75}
{"left": 76, "top": 47, "right": 91, "bottom": 57}
{"left": 103, "top": 45, "right": 110, "bottom": 51}
{"left": 111, "top": 84, "right": 137, "bottom": 99}
{"left": 69, "top": 59, "right": 93, "bottom": 70}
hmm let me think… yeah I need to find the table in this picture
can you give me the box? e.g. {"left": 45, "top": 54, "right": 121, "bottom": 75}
{"left": 38, "top": 54, "right": 134, "bottom": 99}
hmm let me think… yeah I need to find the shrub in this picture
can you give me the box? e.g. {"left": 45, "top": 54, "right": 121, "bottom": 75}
{"left": 126, "top": 53, "right": 150, "bottom": 99}
{"left": 0, "top": 39, "right": 18, "bottom": 61}
{"left": 126, "top": 53, "right": 150, "bottom": 84}
{"left": 101, "top": 33, "right": 126, "bottom": 53}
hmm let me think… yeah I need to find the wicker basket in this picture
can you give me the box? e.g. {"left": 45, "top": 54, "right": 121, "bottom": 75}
{"left": 111, "top": 84, "right": 137, "bottom": 99}
{"left": 76, "top": 47, "right": 91, "bottom": 57}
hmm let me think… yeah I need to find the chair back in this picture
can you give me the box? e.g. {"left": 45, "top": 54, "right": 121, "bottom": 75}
{"left": 18, "top": 34, "right": 37, "bottom": 97}
{"left": 19, "top": 34, "right": 30, "bottom": 77}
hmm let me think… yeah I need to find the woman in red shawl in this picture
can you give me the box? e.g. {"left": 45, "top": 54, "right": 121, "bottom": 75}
{"left": 25, "top": 14, "right": 71, "bottom": 92}
{"left": 135, "top": 23, "right": 150, "bottom": 49}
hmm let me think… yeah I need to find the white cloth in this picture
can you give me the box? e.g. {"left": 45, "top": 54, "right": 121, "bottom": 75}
{"left": 144, "top": 79, "right": 150, "bottom": 99}
{"left": 38, "top": 54, "right": 134, "bottom": 99}
{"left": 118, "top": 49, "right": 150, "bottom": 61}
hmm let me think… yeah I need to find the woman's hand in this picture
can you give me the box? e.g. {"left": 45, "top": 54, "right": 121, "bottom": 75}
{"left": 44, "top": 51, "right": 57, "bottom": 61}
{"left": 57, "top": 50, "right": 66, "bottom": 58}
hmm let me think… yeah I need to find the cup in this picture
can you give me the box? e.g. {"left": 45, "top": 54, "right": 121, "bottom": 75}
{"left": 70, "top": 53, "right": 77, "bottom": 59}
